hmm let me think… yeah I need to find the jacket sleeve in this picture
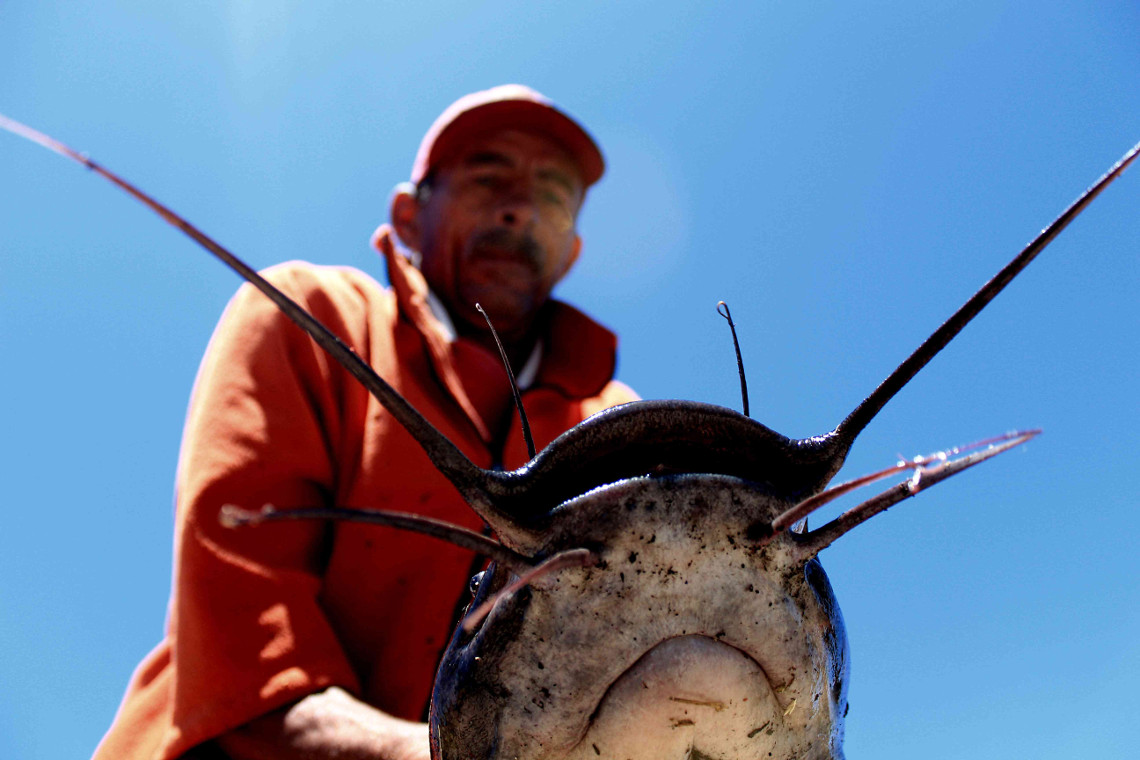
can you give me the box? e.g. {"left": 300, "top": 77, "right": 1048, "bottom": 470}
{"left": 164, "top": 264, "right": 367, "bottom": 755}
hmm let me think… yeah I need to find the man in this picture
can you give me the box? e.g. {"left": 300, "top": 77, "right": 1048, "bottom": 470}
{"left": 93, "top": 85, "right": 637, "bottom": 760}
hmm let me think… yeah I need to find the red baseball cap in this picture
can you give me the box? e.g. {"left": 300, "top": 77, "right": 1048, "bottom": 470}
{"left": 411, "top": 85, "right": 605, "bottom": 188}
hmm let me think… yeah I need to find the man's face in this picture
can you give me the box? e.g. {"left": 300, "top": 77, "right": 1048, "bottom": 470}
{"left": 409, "top": 129, "right": 585, "bottom": 340}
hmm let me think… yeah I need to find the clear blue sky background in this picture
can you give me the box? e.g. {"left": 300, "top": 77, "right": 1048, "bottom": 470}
{"left": 2, "top": 3, "right": 1138, "bottom": 758}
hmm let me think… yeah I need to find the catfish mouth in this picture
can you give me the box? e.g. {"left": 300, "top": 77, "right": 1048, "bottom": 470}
{"left": 565, "top": 635, "right": 789, "bottom": 760}
{"left": 490, "top": 403, "right": 846, "bottom": 525}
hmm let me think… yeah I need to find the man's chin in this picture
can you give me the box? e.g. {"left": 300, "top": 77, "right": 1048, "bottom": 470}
{"left": 457, "top": 290, "right": 538, "bottom": 341}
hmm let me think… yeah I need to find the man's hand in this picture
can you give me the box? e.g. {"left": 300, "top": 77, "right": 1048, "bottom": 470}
{"left": 214, "top": 686, "right": 432, "bottom": 760}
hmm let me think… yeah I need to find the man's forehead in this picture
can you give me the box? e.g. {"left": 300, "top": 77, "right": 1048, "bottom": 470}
{"left": 448, "top": 129, "right": 583, "bottom": 181}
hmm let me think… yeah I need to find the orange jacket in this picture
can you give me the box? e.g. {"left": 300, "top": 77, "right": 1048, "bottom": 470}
{"left": 94, "top": 227, "right": 637, "bottom": 759}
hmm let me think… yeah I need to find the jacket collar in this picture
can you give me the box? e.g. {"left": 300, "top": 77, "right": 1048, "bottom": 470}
{"left": 419, "top": 282, "right": 543, "bottom": 391}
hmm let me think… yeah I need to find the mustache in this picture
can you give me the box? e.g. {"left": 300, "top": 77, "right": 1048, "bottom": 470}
{"left": 470, "top": 229, "right": 543, "bottom": 269}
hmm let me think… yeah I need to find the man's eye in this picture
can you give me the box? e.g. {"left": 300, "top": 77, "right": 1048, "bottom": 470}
{"left": 468, "top": 571, "right": 486, "bottom": 597}
{"left": 540, "top": 189, "right": 568, "bottom": 207}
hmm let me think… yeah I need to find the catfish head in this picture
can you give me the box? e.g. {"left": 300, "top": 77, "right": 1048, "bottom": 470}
{"left": 428, "top": 401, "right": 1031, "bottom": 760}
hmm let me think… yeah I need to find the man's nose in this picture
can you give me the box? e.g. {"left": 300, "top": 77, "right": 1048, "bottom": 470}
{"left": 496, "top": 184, "right": 538, "bottom": 228}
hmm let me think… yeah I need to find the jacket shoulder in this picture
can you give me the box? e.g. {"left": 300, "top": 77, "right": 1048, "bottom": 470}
{"left": 257, "top": 260, "right": 390, "bottom": 305}
{"left": 225, "top": 261, "right": 397, "bottom": 332}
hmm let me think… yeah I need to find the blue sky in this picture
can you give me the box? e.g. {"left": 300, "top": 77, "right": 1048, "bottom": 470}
{"left": 2, "top": 2, "right": 1138, "bottom": 758}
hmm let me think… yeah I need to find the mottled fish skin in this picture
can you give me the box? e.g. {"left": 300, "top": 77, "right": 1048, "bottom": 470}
{"left": 432, "top": 474, "right": 849, "bottom": 760}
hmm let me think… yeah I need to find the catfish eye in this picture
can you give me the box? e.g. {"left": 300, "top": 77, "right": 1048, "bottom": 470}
{"left": 468, "top": 571, "right": 486, "bottom": 597}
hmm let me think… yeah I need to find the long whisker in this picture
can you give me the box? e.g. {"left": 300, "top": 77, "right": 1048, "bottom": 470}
{"left": 772, "top": 462, "right": 913, "bottom": 537}
{"left": 770, "top": 429, "right": 1040, "bottom": 535}
{"left": 717, "top": 301, "right": 750, "bottom": 418}
{"left": 832, "top": 141, "right": 1140, "bottom": 451}
{"left": 0, "top": 114, "right": 516, "bottom": 523}
{"left": 794, "top": 429, "right": 1039, "bottom": 561}
{"left": 219, "top": 504, "right": 533, "bottom": 572}
{"left": 477, "top": 303, "right": 536, "bottom": 458}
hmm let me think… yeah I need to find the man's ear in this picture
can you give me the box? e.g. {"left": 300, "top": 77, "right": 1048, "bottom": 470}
{"left": 389, "top": 183, "right": 422, "bottom": 252}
